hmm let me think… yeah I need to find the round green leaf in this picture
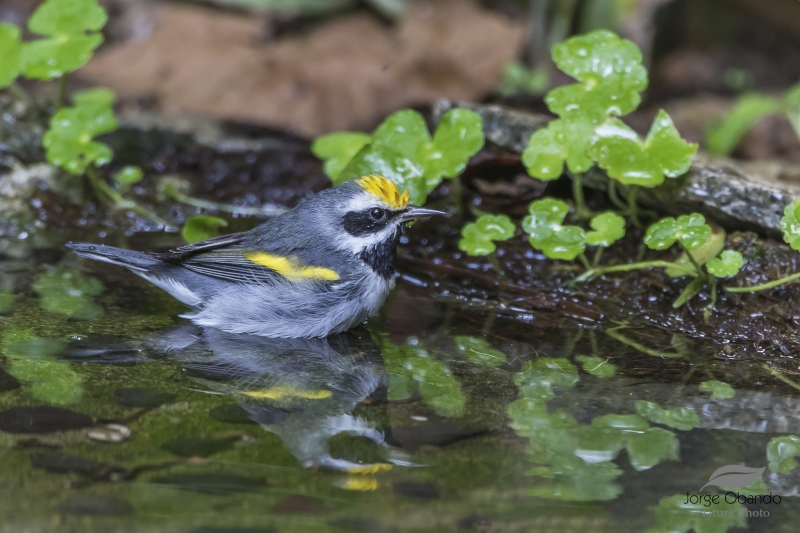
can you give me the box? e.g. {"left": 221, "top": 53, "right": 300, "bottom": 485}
{"left": 42, "top": 88, "right": 118, "bottom": 175}
{"left": 458, "top": 214, "right": 515, "bottom": 256}
{"left": 781, "top": 199, "right": 800, "bottom": 252}
{"left": 32, "top": 266, "right": 104, "bottom": 320}
{"left": 706, "top": 250, "right": 744, "bottom": 278}
{"left": 182, "top": 215, "right": 228, "bottom": 244}
{"left": 420, "top": 108, "right": 484, "bottom": 186}
{"left": 591, "top": 111, "right": 697, "bottom": 187}
{"left": 547, "top": 30, "right": 648, "bottom": 122}
{"left": 643, "top": 214, "right": 711, "bottom": 251}
{"left": 586, "top": 211, "right": 625, "bottom": 247}
{"left": 521, "top": 197, "right": 569, "bottom": 239}
{"left": 0, "top": 23, "right": 22, "bottom": 89}
{"left": 113, "top": 166, "right": 144, "bottom": 186}
{"left": 339, "top": 110, "right": 430, "bottom": 204}
{"left": 522, "top": 118, "right": 594, "bottom": 180}
{"left": 311, "top": 132, "right": 371, "bottom": 182}
{"left": 21, "top": 0, "right": 107, "bottom": 80}
{"left": 453, "top": 336, "right": 507, "bottom": 367}
{"left": 698, "top": 380, "right": 735, "bottom": 399}
{"left": 576, "top": 355, "right": 615, "bottom": 378}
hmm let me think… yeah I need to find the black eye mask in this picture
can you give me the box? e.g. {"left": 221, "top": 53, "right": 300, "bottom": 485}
{"left": 342, "top": 208, "right": 402, "bottom": 237}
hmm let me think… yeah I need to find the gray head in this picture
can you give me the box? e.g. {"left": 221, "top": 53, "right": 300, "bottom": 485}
{"left": 303, "top": 175, "right": 444, "bottom": 258}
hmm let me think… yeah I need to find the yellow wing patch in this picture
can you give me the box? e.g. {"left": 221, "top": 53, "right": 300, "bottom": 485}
{"left": 356, "top": 174, "right": 410, "bottom": 209}
{"left": 241, "top": 386, "right": 333, "bottom": 400}
{"left": 244, "top": 252, "right": 339, "bottom": 282}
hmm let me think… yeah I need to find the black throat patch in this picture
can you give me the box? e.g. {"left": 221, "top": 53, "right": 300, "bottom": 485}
{"left": 359, "top": 230, "right": 401, "bottom": 278}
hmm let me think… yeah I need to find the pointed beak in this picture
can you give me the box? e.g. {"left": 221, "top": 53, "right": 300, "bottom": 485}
{"left": 396, "top": 206, "right": 448, "bottom": 223}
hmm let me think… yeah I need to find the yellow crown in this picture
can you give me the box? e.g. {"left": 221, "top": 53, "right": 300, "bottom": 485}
{"left": 356, "top": 175, "right": 410, "bottom": 209}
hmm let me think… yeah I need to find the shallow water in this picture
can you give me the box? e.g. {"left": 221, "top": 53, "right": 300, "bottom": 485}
{"left": 2, "top": 238, "right": 800, "bottom": 533}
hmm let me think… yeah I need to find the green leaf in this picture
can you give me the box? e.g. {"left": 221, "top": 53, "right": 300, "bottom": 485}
{"left": 644, "top": 213, "right": 712, "bottom": 251}
{"left": 514, "top": 357, "right": 579, "bottom": 399}
{"left": 654, "top": 494, "right": 745, "bottom": 533}
{"left": 706, "top": 94, "right": 783, "bottom": 156}
{"left": 591, "top": 111, "right": 698, "bottom": 187}
{"left": 522, "top": 198, "right": 587, "bottom": 260}
{"left": 380, "top": 335, "right": 466, "bottom": 418}
{"left": 0, "top": 292, "right": 14, "bottom": 314}
{"left": 780, "top": 199, "right": 800, "bottom": 252}
{"left": 339, "top": 110, "right": 431, "bottom": 204}
{"left": 0, "top": 23, "right": 22, "bottom": 89}
{"left": 522, "top": 117, "right": 594, "bottom": 180}
{"left": 768, "top": 435, "right": 800, "bottom": 474}
{"left": 499, "top": 61, "right": 550, "bottom": 97}
{"left": 706, "top": 250, "right": 744, "bottom": 278}
{"left": 453, "top": 336, "right": 507, "bottom": 367}
{"left": 182, "top": 215, "right": 228, "bottom": 244}
{"left": 586, "top": 211, "right": 625, "bottom": 247}
{"left": 311, "top": 132, "right": 371, "bottom": 181}
{"left": 1, "top": 332, "right": 82, "bottom": 405}
{"left": 32, "top": 265, "right": 104, "bottom": 320}
{"left": 113, "top": 166, "right": 144, "bottom": 186}
{"left": 665, "top": 226, "right": 725, "bottom": 277}
{"left": 20, "top": 0, "right": 107, "bottom": 80}
{"left": 625, "top": 428, "right": 679, "bottom": 471}
{"left": 458, "top": 214, "right": 515, "bottom": 256}
{"left": 698, "top": 380, "right": 735, "bottom": 399}
{"left": 634, "top": 400, "right": 699, "bottom": 431}
{"left": 547, "top": 30, "right": 648, "bottom": 123}
{"left": 575, "top": 355, "right": 615, "bottom": 378}
{"left": 672, "top": 276, "right": 705, "bottom": 309}
{"left": 337, "top": 109, "right": 483, "bottom": 205}
{"left": 42, "top": 88, "right": 118, "bottom": 175}
{"left": 418, "top": 108, "right": 484, "bottom": 189}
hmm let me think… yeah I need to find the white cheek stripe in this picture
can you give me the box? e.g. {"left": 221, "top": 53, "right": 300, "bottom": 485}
{"left": 334, "top": 223, "right": 399, "bottom": 254}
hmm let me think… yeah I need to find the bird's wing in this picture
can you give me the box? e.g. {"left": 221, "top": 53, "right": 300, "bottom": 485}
{"left": 152, "top": 232, "right": 340, "bottom": 285}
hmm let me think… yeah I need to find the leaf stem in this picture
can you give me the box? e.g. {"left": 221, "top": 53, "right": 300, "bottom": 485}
{"left": 627, "top": 185, "right": 641, "bottom": 228}
{"left": 725, "top": 271, "right": 800, "bottom": 293}
{"left": 679, "top": 243, "right": 706, "bottom": 281}
{"left": 58, "top": 76, "right": 68, "bottom": 107}
{"left": 577, "top": 252, "right": 591, "bottom": 270}
{"left": 86, "top": 166, "right": 172, "bottom": 227}
{"left": 606, "top": 325, "right": 684, "bottom": 359}
{"left": 703, "top": 277, "right": 717, "bottom": 321}
{"left": 592, "top": 246, "right": 603, "bottom": 267}
{"left": 763, "top": 364, "right": 800, "bottom": 393}
{"left": 9, "top": 82, "right": 31, "bottom": 106}
{"left": 163, "top": 185, "right": 288, "bottom": 217}
{"left": 571, "top": 173, "right": 593, "bottom": 220}
{"left": 607, "top": 179, "right": 627, "bottom": 210}
{"left": 572, "top": 260, "right": 694, "bottom": 283}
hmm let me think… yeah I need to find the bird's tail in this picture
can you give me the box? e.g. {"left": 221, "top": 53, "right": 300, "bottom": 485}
{"left": 67, "top": 243, "right": 162, "bottom": 272}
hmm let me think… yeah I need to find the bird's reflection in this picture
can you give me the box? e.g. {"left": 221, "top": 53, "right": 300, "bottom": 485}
{"left": 145, "top": 325, "right": 411, "bottom": 472}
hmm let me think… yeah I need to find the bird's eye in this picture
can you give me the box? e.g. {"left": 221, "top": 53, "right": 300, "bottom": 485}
{"left": 369, "top": 208, "right": 385, "bottom": 221}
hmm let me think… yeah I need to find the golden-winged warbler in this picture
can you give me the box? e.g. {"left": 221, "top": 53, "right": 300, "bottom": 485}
{"left": 68, "top": 175, "right": 444, "bottom": 338}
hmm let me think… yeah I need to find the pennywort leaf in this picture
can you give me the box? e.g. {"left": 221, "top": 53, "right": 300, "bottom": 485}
{"left": 586, "top": 211, "right": 625, "bottom": 247}
{"left": 331, "top": 109, "right": 484, "bottom": 205}
{"left": 780, "top": 198, "right": 800, "bottom": 252}
{"left": 458, "top": 214, "right": 515, "bottom": 256}
{"left": 312, "top": 132, "right": 371, "bottom": 182}
{"left": 522, "top": 198, "right": 587, "bottom": 260}
{"left": 634, "top": 400, "right": 699, "bottom": 431}
{"left": 182, "top": 215, "right": 228, "bottom": 244}
{"left": 706, "top": 250, "right": 744, "bottom": 278}
{"left": 20, "top": 0, "right": 107, "bottom": 80}
{"left": 522, "top": 117, "right": 594, "bottom": 180}
{"left": 0, "top": 23, "right": 22, "bottom": 89}
{"left": 698, "top": 380, "right": 735, "bottom": 400}
{"left": 591, "top": 110, "right": 698, "bottom": 187}
{"left": 113, "top": 166, "right": 144, "bottom": 186}
{"left": 453, "top": 336, "right": 507, "bottom": 367}
{"left": 576, "top": 355, "right": 615, "bottom": 378}
{"left": 547, "top": 30, "right": 648, "bottom": 123}
{"left": 643, "top": 214, "right": 712, "bottom": 251}
{"left": 419, "top": 108, "right": 484, "bottom": 189}
{"left": 42, "top": 88, "right": 118, "bottom": 175}
{"left": 32, "top": 266, "right": 104, "bottom": 320}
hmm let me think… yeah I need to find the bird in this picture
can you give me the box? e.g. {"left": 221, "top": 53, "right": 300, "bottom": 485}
{"left": 68, "top": 175, "right": 445, "bottom": 338}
